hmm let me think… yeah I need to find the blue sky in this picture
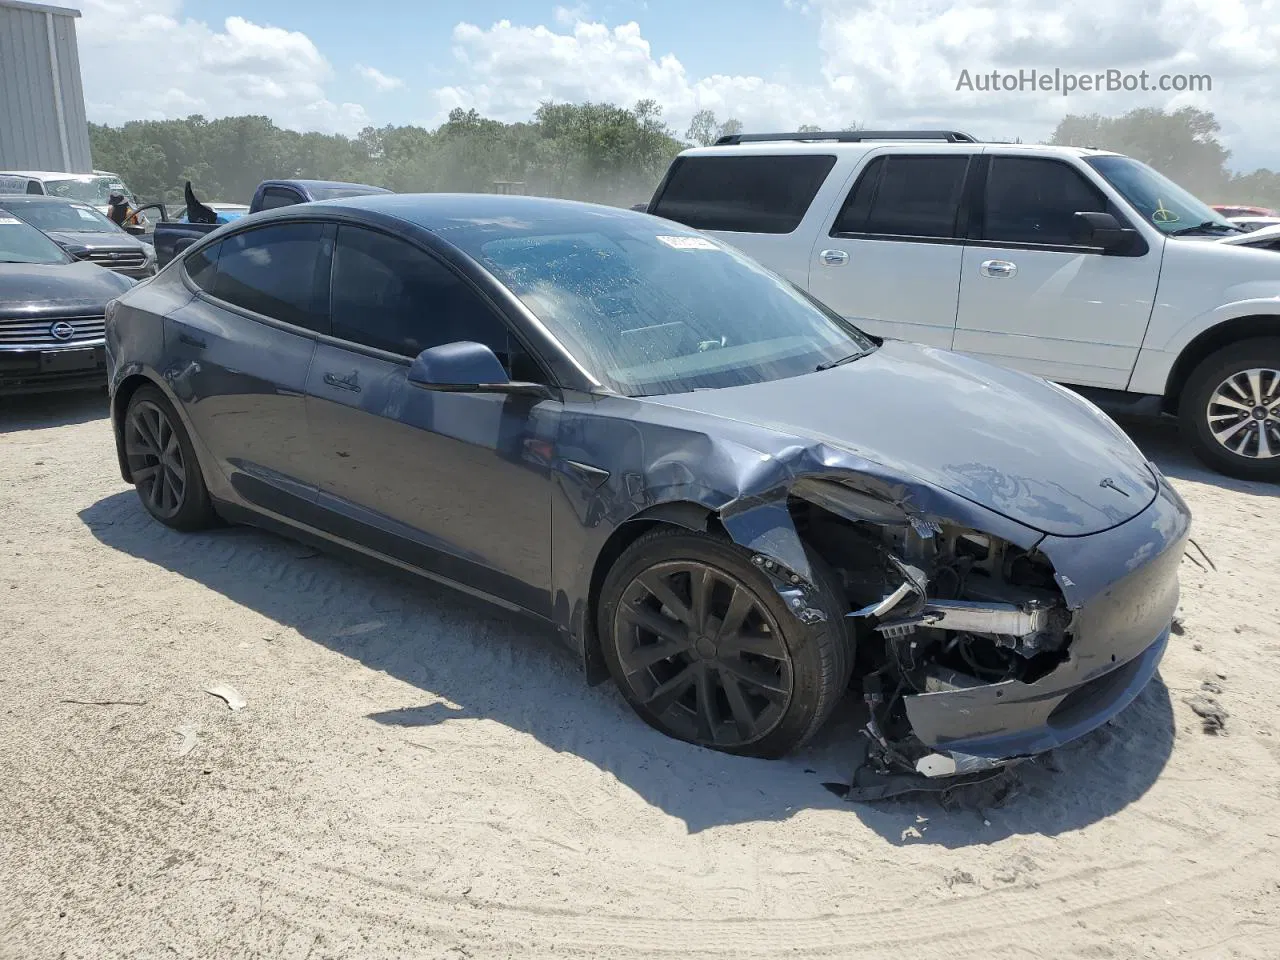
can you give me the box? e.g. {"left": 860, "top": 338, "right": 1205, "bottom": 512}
{"left": 179, "top": 0, "right": 824, "bottom": 113}
{"left": 73, "top": 0, "right": 1280, "bottom": 171}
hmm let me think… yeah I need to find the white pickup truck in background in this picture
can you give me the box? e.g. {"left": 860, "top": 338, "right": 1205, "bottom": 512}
{"left": 643, "top": 130, "right": 1280, "bottom": 482}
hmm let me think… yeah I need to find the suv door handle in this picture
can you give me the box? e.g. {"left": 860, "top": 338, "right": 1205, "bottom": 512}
{"left": 980, "top": 259, "right": 1018, "bottom": 278}
{"left": 178, "top": 332, "right": 206, "bottom": 349}
{"left": 323, "top": 371, "right": 361, "bottom": 393}
{"left": 819, "top": 249, "right": 849, "bottom": 266}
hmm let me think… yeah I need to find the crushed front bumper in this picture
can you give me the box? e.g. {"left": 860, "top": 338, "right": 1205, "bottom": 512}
{"left": 903, "top": 471, "right": 1190, "bottom": 770}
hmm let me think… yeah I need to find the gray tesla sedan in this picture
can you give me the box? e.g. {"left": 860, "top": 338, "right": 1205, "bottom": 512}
{"left": 104, "top": 194, "right": 1190, "bottom": 781}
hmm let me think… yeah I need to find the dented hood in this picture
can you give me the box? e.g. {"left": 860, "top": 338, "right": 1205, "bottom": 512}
{"left": 646, "top": 339, "right": 1157, "bottom": 537}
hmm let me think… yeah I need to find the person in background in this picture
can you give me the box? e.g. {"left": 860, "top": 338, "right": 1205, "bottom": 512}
{"left": 106, "top": 191, "right": 140, "bottom": 228}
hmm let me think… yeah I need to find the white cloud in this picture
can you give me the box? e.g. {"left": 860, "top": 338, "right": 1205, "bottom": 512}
{"left": 433, "top": 2, "right": 1280, "bottom": 168}
{"left": 355, "top": 64, "right": 404, "bottom": 92}
{"left": 553, "top": 4, "right": 590, "bottom": 26}
{"left": 76, "top": 0, "right": 370, "bottom": 135}
{"left": 434, "top": 19, "right": 836, "bottom": 133}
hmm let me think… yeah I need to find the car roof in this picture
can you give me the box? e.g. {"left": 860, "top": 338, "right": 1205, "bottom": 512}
{"left": 266, "top": 179, "right": 390, "bottom": 192}
{"left": 315, "top": 192, "right": 651, "bottom": 233}
{"left": 0, "top": 194, "right": 91, "bottom": 204}
{"left": 0, "top": 171, "right": 107, "bottom": 181}
{"left": 676, "top": 141, "right": 1116, "bottom": 160}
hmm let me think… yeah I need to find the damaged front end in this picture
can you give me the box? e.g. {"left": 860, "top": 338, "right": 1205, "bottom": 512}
{"left": 785, "top": 472, "right": 1187, "bottom": 787}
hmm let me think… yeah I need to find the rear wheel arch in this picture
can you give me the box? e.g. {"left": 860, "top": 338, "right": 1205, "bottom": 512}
{"left": 1164, "top": 314, "right": 1280, "bottom": 413}
{"left": 112, "top": 372, "right": 165, "bottom": 482}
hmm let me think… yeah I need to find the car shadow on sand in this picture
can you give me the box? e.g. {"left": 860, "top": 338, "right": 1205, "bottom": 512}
{"left": 1122, "top": 416, "right": 1280, "bottom": 499}
{"left": 1, "top": 388, "right": 108, "bottom": 433}
{"left": 81, "top": 490, "right": 1177, "bottom": 844}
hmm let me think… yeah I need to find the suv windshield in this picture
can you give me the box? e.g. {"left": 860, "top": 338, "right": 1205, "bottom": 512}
{"left": 0, "top": 214, "right": 72, "bottom": 264}
{"left": 1087, "top": 155, "right": 1241, "bottom": 236}
{"left": 42, "top": 176, "right": 125, "bottom": 205}
{"left": 456, "top": 220, "right": 875, "bottom": 396}
{"left": 1, "top": 199, "right": 123, "bottom": 234}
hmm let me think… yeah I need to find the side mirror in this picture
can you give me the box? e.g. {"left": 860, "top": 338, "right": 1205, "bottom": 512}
{"left": 1073, "top": 211, "right": 1131, "bottom": 251}
{"left": 173, "top": 237, "right": 197, "bottom": 255}
{"left": 124, "top": 224, "right": 146, "bottom": 236}
{"left": 407, "top": 341, "right": 553, "bottom": 399}
{"left": 629, "top": 202, "right": 650, "bottom": 213}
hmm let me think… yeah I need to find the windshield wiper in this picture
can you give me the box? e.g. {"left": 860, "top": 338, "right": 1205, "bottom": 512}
{"left": 816, "top": 351, "right": 867, "bottom": 371}
{"left": 1169, "top": 220, "right": 1242, "bottom": 237}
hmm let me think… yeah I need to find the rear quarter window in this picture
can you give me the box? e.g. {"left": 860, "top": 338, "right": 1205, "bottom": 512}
{"left": 651, "top": 154, "right": 837, "bottom": 234}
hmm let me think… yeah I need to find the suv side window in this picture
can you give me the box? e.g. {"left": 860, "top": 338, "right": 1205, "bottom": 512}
{"left": 651, "top": 155, "right": 837, "bottom": 234}
{"left": 982, "top": 157, "right": 1109, "bottom": 246}
{"left": 258, "top": 187, "right": 303, "bottom": 210}
{"left": 832, "top": 155, "right": 969, "bottom": 239}
{"left": 330, "top": 226, "right": 541, "bottom": 379}
{"left": 209, "top": 222, "right": 330, "bottom": 332}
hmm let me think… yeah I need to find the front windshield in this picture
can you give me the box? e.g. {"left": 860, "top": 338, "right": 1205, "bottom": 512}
{"left": 42, "top": 176, "right": 124, "bottom": 205}
{"left": 0, "top": 214, "right": 72, "bottom": 264}
{"left": 2, "top": 200, "right": 122, "bottom": 234}
{"left": 456, "top": 220, "right": 875, "bottom": 396}
{"left": 1087, "top": 155, "right": 1240, "bottom": 236}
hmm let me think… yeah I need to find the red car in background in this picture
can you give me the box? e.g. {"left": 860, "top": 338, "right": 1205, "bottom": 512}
{"left": 1213, "top": 204, "right": 1277, "bottom": 218}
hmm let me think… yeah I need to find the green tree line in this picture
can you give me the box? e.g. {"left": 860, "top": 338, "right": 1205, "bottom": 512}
{"left": 89, "top": 100, "right": 717, "bottom": 207}
{"left": 89, "top": 102, "right": 1280, "bottom": 210}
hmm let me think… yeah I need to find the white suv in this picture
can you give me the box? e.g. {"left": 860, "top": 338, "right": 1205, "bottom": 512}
{"left": 645, "top": 131, "right": 1280, "bottom": 481}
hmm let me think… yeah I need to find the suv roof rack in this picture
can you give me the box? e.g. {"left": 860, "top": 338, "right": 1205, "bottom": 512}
{"left": 713, "top": 130, "right": 979, "bottom": 146}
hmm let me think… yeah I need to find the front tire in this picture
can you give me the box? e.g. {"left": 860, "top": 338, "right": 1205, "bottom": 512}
{"left": 124, "top": 385, "right": 215, "bottom": 530}
{"left": 598, "top": 528, "right": 852, "bottom": 759}
{"left": 1180, "top": 338, "right": 1280, "bottom": 481}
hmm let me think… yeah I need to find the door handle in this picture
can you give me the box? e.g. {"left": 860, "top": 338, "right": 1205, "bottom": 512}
{"left": 323, "top": 371, "right": 361, "bottom": 393}
{"left": 178, "top": 332, "right": 206, "bottom": 349}
{"left": 980, "top": 259, "right": 1018, "bottom": 278}
{"left": 819, "top": 249, "right": 849, "bottom": 266}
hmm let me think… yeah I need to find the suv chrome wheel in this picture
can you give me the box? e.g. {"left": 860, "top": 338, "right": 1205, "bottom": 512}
{"left": 1206, "top": 367, "right": 1280, "bottom": 460}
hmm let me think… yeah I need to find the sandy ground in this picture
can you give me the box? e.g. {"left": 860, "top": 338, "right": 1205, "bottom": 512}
{"left": 1, "top": 391, "right": 1278, "bottom": 960}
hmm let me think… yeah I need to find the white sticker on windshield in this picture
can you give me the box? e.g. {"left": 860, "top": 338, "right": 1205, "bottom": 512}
{"left": 656, "top": 235, "right": 719, "bottom": 251}
{"left": 0, "top": 216, "right": 20, "bottom": 225}
{"left": 74, "top": 206, "right": 99, "bottom": 221}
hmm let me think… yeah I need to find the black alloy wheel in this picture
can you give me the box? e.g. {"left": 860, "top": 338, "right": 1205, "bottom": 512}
{"left": 124, "top": 386, "right": 215, "bottom": 530}
{"left": 614, "top": 558, "right": 794, "bottom": 747}
{"left": 599, "top": 529, "right": 850, "bottom": 758}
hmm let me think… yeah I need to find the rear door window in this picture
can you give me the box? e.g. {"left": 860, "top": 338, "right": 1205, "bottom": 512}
{"left": 208, "top": 223, "right": 330, "bottom": 332}
{"left": 651, "top": 155, "right": 837, "bottom": 234}
{"left": 185, "top": 241, "right": 220, "bottom": 291}
{"left": 832, "top": 155, "right": 969, "bottom": 239}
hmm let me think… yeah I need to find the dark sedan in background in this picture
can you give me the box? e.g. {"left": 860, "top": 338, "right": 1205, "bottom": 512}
{"left": 103, "top": 195, "right": 1189, "bottom": 784}
{"left": 0, "top": 195, "right": 156, "bottom": 279}
{"left": 1, "top": 213, "right": 135, "bottom": 395}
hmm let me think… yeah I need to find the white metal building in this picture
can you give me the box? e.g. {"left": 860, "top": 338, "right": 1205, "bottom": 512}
{"left": 0, "top": 0, "right": 92, "bottom": 173}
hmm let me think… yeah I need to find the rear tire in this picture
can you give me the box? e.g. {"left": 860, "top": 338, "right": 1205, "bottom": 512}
{"left": 124, "top": 385, "right": 216, "bottom": 530}
{"left": 1179, "top": 338, "right": 1280, "bottom": 481}
{"left": 597, "top": 527, "right": 852, "bottom": 759}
